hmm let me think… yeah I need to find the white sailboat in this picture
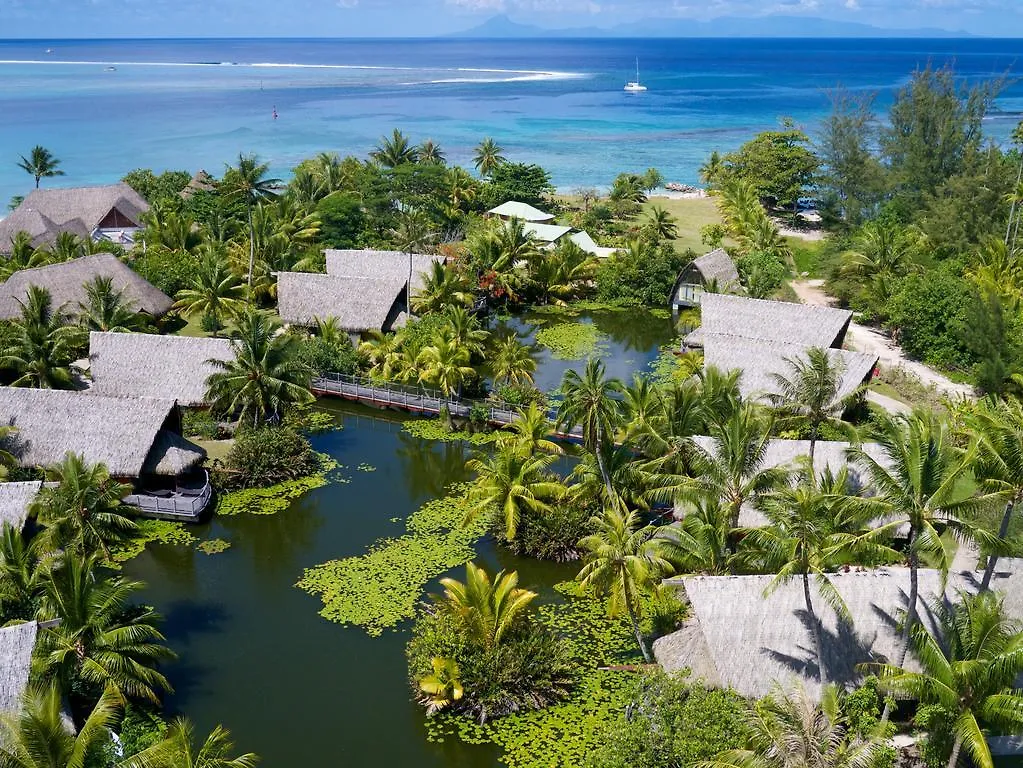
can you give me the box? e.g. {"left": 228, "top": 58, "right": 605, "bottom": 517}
{"left": 624, "top": 58, "right": 647, "bottom": 92}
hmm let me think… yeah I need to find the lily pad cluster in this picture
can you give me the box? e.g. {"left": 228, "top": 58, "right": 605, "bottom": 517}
{"left": 535, "top": 322, "right": 609, "bottom": 361}
{"left": 217, "top": 454, "right": 339, "bottom": 516}
{"left": 295, "top": 485, "right": 488, "bottom": 636}
{"left": 110, "top": 520, "right": 197, "bottom": 566}
{"left": 402, "top": 419, "right": 501, "bottom": 445}
{"left": 197, "top": 538, "right": 232, "bottom": 555}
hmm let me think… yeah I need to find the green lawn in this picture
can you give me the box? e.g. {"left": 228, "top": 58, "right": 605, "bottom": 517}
{"left": 193, "top": 438, "right": 233, "bottom": 464}
{"left": 640, "top": 196, "right": 725, "bottom": 254}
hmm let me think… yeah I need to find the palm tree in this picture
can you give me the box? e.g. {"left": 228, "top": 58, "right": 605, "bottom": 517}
{"left": 392, "top": 207, "right": 437, "bottom": 317}
{"left": 372, "top": 129, "right": 418, "bottom": 168}
{"left": 629, "top": 379, "right": 704, "bottom": 475}
{"left": 698, "top": 150, "right": 724, "bottom": 186}
{"left": 30, "top": 453, "right": 136, "bottom": 560}
{"left": 697, "top": 683, "right": 889, "bottom": 768}
{"left": 741, "top": 469, "right": 858, "bottom": 686}
{"left": 0, "top": 523, "right": 47, "bottom": 621}
{"left": 78, "top": 275, "right": 146, "bottom": 332}
{"left": 417, "top": 139, "right": 445, "bottom": 165}
{"left": 412, "top": 261, "right": 471, "bottom": 314}
{"left": 173, "top": 251, "right": 246, "bottom": 335}
{"left": 417, "top": 657, "right": 464, "bottom": 715}
{"left": 1, "top": 285, "right": 83, "bottom": 389}
{"left": 416, "top": 334, "right": 475, "bottom": 397}
{"left": 557, "top": 359, "right": 625, "bottom": 504}
{"left": 204, "top": 310, "right": 314, "bottom": 427}
{"left": 37, "top": 556, "right": 175, "bottom": 707}
{"left": 435, "top": 561, "right": 536, "bottom": 647}
{"left": 491, "top": 333, "right": 537, "bottom": 386}
{"left": 499, "top": 403, "right": 561, "bottom": 455}
{"left": 571, "top": 442, "right": 656, "bottom": 514}
{"left": 473, "top": 137, "right": 506, "bottom": 177}
{"left": 663, "top": 403, "right": 788, "bottom": 533}
{"left": 0, "top": 685, "right": 121, "bottom": 768}
{"left": 870, "top": 591, "right": 1023, "bottom": 768}
{"left": 841, "top": 219, "right": 922, "bottom": 310}
{"left": 0, "top": 233, "right": 50, "bottom": 280}
{"left": 768, "top": 347, "right": 855, "bottom": 464}
{"left": 121, "top": 718, "right": 259, "bottom": 768}
{"left": 659, "top": 497, "right": 735, "bottom": 576}
{"left": 643, "top": 205, "right": 679, "bottom": 241}
{"left": 969, "top": 399, "right": 1023, "bottom": 589}
{"left": 465, "top": 442, "right": 565, "bottom": 541}
{"left": 223, "top": 153, "right": 280, "bottom": 291}
{"left": 358, "top": 330, "right": 402, "bottom": 379}
{"left": 17, "top": 146, "right": 64, "bottom": 188}
{"left": 577, "top": 506, "right": 673, "bottom": 662}
{"left": 440, "top": 305, "right": 489, "bottom": 360}
{"left": 849, "top": 409, "right": 999, "bottom": 671}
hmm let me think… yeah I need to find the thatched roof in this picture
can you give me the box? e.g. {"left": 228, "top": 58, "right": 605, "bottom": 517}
{"left": 654, "top": 569, "right": 950, "bottom": 700}
{"left": 693, "top": 249, "right": 740, "bottom": 286}
{"left": 682, "top": 437, "right": 895, "bottom": 528}
{"left": 0, "top": 387, "right": 199, "bottom": 477}
{"left": 142, "top": 430, "right": 207, "bottom": 476}
{"left": 702, "top": 335, "right": 877, "bottom": 403}
{"left": 0, "top": 481, "right": 43, "bottom": 533}
{"left": 0, "top": 253, "right": 173, "bottom": 321}
{"left": 89, "top": 332, "right": 235, "bottom": 407}
{"left": 0, "top": 184, "right": 149, "bottom": 251}
{"left": 488, "top": 201, "right": 554, "bottom": 222}
{"left": 688, "top": 294, "right": 853, "bottom": 350}
{"left": 180, "top": 170, "right": 215, "bottom": 200}
{"left": 277, "top": 272, "right": 405, "bottom": 331}
{"left": 0, "top": 621, "right": 37, "bottom": 714}
{"left": 324, "top": 249, "right": 441, "bottom": 292}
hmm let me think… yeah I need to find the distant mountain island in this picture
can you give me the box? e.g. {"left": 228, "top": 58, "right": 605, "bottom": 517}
{"left": 451, "top": 14, "right": 971, "bottom": 39}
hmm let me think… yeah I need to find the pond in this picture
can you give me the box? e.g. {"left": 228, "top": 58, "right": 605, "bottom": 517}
{"left": 121, "top": 308, "right": 674, "bottom": 766}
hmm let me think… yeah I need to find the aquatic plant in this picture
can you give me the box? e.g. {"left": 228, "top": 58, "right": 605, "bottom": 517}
{"left": 196, "top": 538, "right": 232, "bottom": 555}
{"left": 296, "top": 486, "right": 488, "bottom": 636}
{"left": 535, "top": 322, "right": 609, "bottom": 360}
{"left": 110, "top": 520, "right": 197, "bottom": 566}
{"left": 403, "top": 418, "right": 501, "bottom": 445}
{"left": 217, "top": 454, "right": 338, "bottom": 516}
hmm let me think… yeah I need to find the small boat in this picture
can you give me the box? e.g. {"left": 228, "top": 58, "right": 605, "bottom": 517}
{"left": 105, "top": 66, "right": 117, "bottom": 72}
{"left": 624, "top": 58, "right": 647, "bottom": 93}
{"left": 45, "top": 48, "right": 53, "bottom": 54}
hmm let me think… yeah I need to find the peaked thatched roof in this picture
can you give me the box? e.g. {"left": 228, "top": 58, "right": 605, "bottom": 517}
{"left": 0, "top": 183, "right": 149, "bottom": 251}
{"left": 693, "top": 249, "right": 740, "bottom": 286}
{"left": 702, "top": 335, "right": 877, "bottom": 403}
{"left": 487, "top": 201, "right": 554, "bottom": 222}
{"left": 0, "top": 387, "right": 199, "bottom": 477}
{"left": 89, "top": 332, "right": 235, "bottom": 407}
{"left": 0, "top": 481, "right": 43, "bottom": 533}
{"left": 180, "top": 170, "right": 215, "bottom": 200}
{"left": 324, "top": 249, "right": 441, "bottom": 292}
{"left": 689, "top": 294, "right": 853, "bottom": 350}
{"left": 142, "top": 430, "right": 207, "bottom": 476}
{"left": 0, "top": 253, "right": 173, "bottom": 321}
{"left": 0, "top": 621, "right": 38, "bottom": 715}
{"left": 654, "top": 569, "right": 951, "bottom": 700}
{"left": 277, "top": 272, "right": 405, "bottom": 331}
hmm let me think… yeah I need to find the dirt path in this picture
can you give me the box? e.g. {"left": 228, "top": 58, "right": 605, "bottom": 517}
{"left": 790, "top": 279, "right": 975, "bottom": 400}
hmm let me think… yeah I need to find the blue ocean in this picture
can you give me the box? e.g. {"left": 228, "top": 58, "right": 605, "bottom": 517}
{"left": 3, "top": 37, "right": 1023, "bottom": 204}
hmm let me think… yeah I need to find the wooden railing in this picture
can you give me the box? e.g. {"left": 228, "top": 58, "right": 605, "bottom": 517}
{"left": 311, "top": 373, "right": 581, "bottom": 436}
{"left": 125, "top": 471, "right": 214, "bottom": 522}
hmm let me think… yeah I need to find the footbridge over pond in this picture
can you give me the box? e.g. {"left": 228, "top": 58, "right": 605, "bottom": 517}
{"left": 311, "top": 373, "right": 584, "bottom": 439}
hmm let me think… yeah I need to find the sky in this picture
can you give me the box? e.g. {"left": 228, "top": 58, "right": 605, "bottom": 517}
{"left": 1, "top": 0, "right": 1022, "bottom": 38}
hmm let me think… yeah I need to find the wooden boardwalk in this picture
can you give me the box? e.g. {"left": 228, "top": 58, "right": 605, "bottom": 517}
{"left": 311, "top": 373, "right": 583, "bottom": 438}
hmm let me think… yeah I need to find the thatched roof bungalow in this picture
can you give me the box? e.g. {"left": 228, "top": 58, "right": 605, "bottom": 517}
{"left": 0, "top": 621, "right": 38, "bottom": 715}
{"left": 0, "top": 387, "right": 204, "bottom": 479}
{"left": 687, "top": 294, "right": 854, "bottom": 350}
{"left": 0, "top": 253, "right": 173, "bottom": 322}
{"left": 0, "top": 183, "right": 149, "bottom": 252}
{"left": 487, "top": 201, "right": 555, "bottom": 223}
{"left": 671, "top": 249, "right": 741, "bottom": 309}
{"left": 0, "top": 481, "right": 43, "bottom": 533}
{"left": 89, "top": 332, "right": 235, "bottom": 407}
{"left": 654, "top": 567, "right": 1023, "bottom": 702}
{"left": 702, "top": 335, "right": 877, "bottom": 404}
{"left": 324, "top": 248, "right": 441, "bottom": 291}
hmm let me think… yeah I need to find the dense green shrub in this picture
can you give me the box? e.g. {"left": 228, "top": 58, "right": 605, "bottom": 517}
{"left": 407, "top": 608, "right": 575, "bottom": 722}
{"left": 296, "top": 334, "right": 359, "bottom": 376}
{"left": 317, "top": 192, "right": 366, "bottom": 249}
{"left": 121, "top": 168, "right": 191, "bottom": 205}
{"left": 595, "top": 245, "right": 689, "bottom": 307}
{"left": 589, "top": 671, "right": 749, "bottom": 768}
{"left": 501, "top": 504, "right": 589, "bottom": 563}
{"left": 182, "top": 409, "right": 223, "bottom": 440}
{"left": 131, "top": 249, "right": 199, "bottom": 297}
{"left": 217, "top": 426, "right": 319, "bottom": 490}
{"left": 490, "top": 384, "right": 547, "bottom": 409}
{"left": 886, "top": 267, "right": 974, "bottom": 370}
{"left": 735, "top": 249, "right": 788, "bottom": 299}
